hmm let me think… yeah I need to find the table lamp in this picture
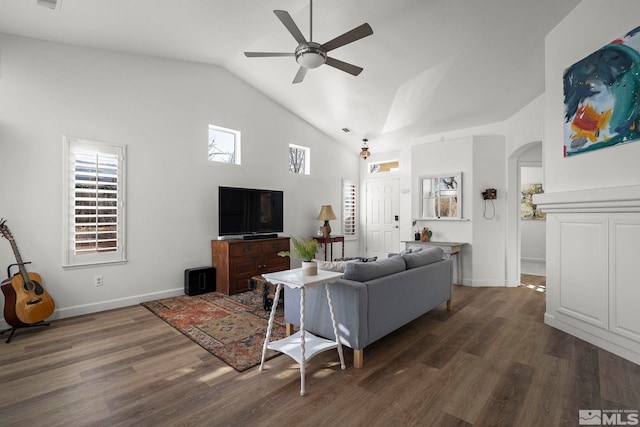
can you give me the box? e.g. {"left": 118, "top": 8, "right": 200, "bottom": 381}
{"left": 316, "top": 205, "right": 337, "bottom": 238}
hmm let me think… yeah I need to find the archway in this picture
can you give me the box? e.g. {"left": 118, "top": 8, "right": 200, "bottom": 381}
{"left": 506, "top": 140, "right": 543, "bottom": 286}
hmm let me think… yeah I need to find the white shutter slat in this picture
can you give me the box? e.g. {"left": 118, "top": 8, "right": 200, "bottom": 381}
{"left": 73, "top": 151, "right": 119, "bottom": 254}
{"left": 343, "top": 181, "right": 357, "bottom": 236}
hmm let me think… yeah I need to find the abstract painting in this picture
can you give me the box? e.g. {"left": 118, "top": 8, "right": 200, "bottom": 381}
{"left": 563, "top": 25, "right": 640, "bottom": 157}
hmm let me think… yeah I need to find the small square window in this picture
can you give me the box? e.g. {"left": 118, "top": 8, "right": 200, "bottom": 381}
{"left": 289, "top": 144, "right": 310, "bottom": 175}
{"left": 208, "top": 124, "right": 241, "bottom": 164}
{"left": 369, "top": 160, "right": 399, "bottom": 174}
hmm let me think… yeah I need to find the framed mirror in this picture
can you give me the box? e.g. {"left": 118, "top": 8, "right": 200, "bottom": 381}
{"left": 419, "top": 173, "right": 462, "bottom": 219}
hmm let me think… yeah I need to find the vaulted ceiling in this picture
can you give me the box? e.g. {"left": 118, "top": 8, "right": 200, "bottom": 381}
{"left": 0, "top": 0, "right": 581, "bottom": 152}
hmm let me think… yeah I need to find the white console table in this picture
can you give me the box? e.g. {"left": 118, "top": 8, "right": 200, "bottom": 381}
{"left": 260, "top": 268, "right": 346, "bottom": 396}
{"left": 403, "top": 241, "right": 465, "bottom": 284}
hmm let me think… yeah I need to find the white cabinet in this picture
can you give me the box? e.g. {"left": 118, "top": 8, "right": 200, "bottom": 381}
{"left": 536, "top": 185, "right": 640, "bottom": 366}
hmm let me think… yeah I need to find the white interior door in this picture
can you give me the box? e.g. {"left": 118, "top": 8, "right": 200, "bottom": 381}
{"left": 366, "top": 179, "right": 400, "bottom": 259}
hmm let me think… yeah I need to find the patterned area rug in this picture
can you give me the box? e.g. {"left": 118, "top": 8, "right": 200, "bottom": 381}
{"left": 141, "top": 290, "right": 285, "bottom": 371}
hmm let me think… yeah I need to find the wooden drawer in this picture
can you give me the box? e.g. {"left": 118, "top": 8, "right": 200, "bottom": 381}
{"left": 261, "top": 239, "right": 290, "bottom": 253}
{"left": 229, "top": 242, "right": 261, "bottom": 257}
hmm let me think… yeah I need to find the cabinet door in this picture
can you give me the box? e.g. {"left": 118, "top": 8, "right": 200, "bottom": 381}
{"left": 262, "top": 253, "right": 290, "bottom": 273}
{"left": 260, "top": 239, "right": 291, "bottom": 273}
{"left": 609, "top": 216, "right": 640, "bottom": 341}
{"left": 228, "top": 256, "right": 258, "bottom": 294}
{"left": 552, "top": 214, "right": 608, "bottom": 330}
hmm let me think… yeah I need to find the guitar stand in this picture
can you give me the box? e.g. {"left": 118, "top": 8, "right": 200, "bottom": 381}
{"left": 2, "top": 262, "right": 50, "bottom": 343}
{"left": 1, "top": 321, "right": 50, "bottom": 344}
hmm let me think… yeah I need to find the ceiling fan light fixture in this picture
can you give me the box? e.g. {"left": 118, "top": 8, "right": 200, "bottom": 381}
{"left": 245, "top": 1, "right": 372, "bottom": 83}
{"left": 295, "top": 43, "right": 327, "bottom": 69}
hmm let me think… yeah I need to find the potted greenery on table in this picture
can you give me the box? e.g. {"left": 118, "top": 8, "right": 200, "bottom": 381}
{"left": 278, "top": 237, "right": 318, "bottom": 276}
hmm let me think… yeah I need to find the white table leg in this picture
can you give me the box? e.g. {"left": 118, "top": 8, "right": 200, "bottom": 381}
{"left": 299, "top": 286, "right": 306, "bottom": 396}
{"left": 325, "top": 283, "right": 345, "bottom": 370}
{"left": 260, "top": 283, "right": 282, "bottom": 371}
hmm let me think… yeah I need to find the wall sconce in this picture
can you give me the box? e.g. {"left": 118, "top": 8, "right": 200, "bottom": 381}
{"left": 360, "top": 139, "right": 370, "bottom": 160}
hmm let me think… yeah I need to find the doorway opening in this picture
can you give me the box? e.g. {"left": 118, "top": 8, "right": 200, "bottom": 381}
{"left": 518, "top": 143, "right": 546, "bottom": 292}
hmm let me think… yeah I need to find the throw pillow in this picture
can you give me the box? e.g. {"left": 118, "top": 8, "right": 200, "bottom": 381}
{"left": 333, "top": 256, "right": 378, "bottom": 263}
{"left": 343, "top": 256, "right": 406, "bottom": 282}
{"left": 315, "top": 259, "right": 353, "bottom": 272}
{"left": 402, "top": 247, "right": 444, "bottom": 269}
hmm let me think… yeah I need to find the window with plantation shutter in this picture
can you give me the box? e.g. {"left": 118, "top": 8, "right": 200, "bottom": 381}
{"left": 63, "top": 137, "right": 127, "bottom": 267}
{"left": 342, "top": 179, "right": 357, "bottom": 238}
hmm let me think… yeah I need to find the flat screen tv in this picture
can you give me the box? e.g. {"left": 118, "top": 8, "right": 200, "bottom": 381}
{"left": 218, "top": 186, "right": 284, "bottom": 238}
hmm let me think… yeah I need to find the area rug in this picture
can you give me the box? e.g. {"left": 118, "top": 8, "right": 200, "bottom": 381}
{"left": 141, "top": 290, "right": 285, "bottom": 372}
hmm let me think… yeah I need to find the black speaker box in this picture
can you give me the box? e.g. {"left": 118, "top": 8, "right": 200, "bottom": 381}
{"left": 184, "top": 267, "right": 216, "bottom": 296}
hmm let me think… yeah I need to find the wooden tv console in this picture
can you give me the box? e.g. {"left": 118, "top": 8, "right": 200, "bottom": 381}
{"left": 211, "top": 237, "right": 290, "bottom": 295}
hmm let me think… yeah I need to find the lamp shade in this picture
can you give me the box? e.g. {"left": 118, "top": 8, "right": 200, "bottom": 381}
{"left": 316, "top": 205, "right": 337, "bottom": 221}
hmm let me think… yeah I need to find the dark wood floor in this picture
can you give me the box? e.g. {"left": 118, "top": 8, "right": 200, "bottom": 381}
{"left": 1, "top": 277, "right": 638, "bottom": 426}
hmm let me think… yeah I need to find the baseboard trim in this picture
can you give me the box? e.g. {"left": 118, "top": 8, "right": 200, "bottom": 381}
{"left": 467, "top": 279, "right": 508, "bottom": 287}
{"left": 544, "top": 312, "right": 640, "bottom": 366}
{"left": 521, "top": 257, "right": 545, "bottom": 264}
{"left": 1, "top": 288, "right": 184, "bottom": 330}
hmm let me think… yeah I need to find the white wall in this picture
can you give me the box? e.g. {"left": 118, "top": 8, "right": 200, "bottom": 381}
{"left": 0, "top": 34, "right": 360, "bottom": 325}
{"left": 472, "top": 136, "right": 506, "bottom": 286}
{"left": 544, "top": 0, "right": 640, "bottom": 193}
{"left": 409, "top": 135, "right": 506, "bottom": 286}
{"left": 411, "top": 137, "right": 473, "bottom": 244}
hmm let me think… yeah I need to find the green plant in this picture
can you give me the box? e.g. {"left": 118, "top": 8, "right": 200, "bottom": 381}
{"left": 278, "top": 237, "right": 318, "bottom": 262}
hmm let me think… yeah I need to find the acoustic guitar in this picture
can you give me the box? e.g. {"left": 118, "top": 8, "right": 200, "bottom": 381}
{"left": 0, "top": 219, "right": 55, "bottom": 325}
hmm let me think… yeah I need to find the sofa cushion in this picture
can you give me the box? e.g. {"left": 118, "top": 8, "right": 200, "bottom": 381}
{"left": 389, "top": 246, "right": 424, "bottom": 257}
{"left": 402, "top": 246, "right": 444, "bottom": 269}
{"left": 343, "top": 256, "right": 406, "bottom": 282}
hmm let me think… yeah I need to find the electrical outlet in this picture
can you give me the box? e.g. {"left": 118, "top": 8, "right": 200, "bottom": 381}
{"left": 95, "top": 276, "right": 103, "bottom": 287}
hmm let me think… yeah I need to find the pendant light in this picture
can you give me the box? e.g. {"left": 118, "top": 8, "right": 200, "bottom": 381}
{"left": 360, "top": 138, "right": 370, "bottom": 160}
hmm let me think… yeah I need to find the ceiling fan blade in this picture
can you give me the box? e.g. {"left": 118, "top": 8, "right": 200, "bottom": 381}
{"left": 244, "top": 52, "right": 295, "bottom": 57}
{"left": 321, "top": 23, "right": 373, "bottom": 52}
{"left": 274, "top": 10, "right": 307, "bottom": 45}
{"left": 325, "top": 57, "right": 363, "bottom": 76}
{"left": 292, "top": 66, "right": 308, "bottom": 84}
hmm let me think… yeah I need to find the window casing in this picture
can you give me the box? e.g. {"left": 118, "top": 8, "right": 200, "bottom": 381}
{"left": 63, "top": 137, "right": 127, "bottom": 267}
{"left": 369, "top": 160, "right": 399, "bottom": 174}
{"left": 342, "top": 179, "right": 357, "bottom": 238}
{"left": 288, "top": 144, "right": 310, "bottom": 175}
{"left": 419, "top": 173, "right": 462, "bottom": 219}
{"left": 208, "top": 124, "right": 241, "bottom": 164}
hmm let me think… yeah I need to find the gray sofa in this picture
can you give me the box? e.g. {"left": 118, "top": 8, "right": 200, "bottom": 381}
{"left": 284, "top": 246, "right": 453, "bottom": 368}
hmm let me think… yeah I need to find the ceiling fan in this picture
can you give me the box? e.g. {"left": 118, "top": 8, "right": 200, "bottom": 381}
{"left": 244, "top": 0, "right": 373, "bottom": 84}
